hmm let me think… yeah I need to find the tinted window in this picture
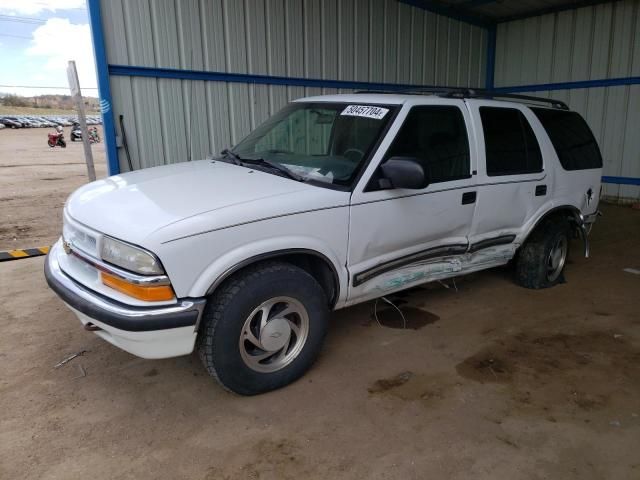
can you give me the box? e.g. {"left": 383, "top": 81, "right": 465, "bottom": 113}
{"left": 386, "top": 106, "right": 470, "bottom": 184}
{"left": 531, "top": 108, "right": 603, "bottom": 170}
{"left": 480, "top": 107, "right": 542, "bottom": 176}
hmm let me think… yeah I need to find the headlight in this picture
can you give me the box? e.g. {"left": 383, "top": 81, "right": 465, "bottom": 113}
{"left": 101, "top": 237, "right": 164, "bottom": 275}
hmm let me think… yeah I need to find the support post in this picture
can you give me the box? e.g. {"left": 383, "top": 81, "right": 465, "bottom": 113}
{"left": 67, "top": 60, "right": 96, "bottom": 182}
{"left": 87, "top": 0, "right": 119, "bottom": 175}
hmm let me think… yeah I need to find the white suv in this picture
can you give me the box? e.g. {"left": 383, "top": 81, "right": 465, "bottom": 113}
{"left": 46, "top": 90, "right": 603, "bottom": 394}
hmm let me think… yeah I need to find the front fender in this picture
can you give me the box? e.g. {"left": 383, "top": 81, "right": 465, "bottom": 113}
{"left": 187, "top": 235, "right": 348, "bottom": 301}
{"left": 153, "top": 202, "right": 351, "bottom": 304}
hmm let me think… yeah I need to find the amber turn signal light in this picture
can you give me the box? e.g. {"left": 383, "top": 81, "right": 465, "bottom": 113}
{"left": 101, "top": 272, "right": 175, "bottom": 302}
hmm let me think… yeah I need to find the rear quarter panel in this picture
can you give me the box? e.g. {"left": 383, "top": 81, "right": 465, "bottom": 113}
{"left": 517, "top": 106, "right": 602, "bottom": 241}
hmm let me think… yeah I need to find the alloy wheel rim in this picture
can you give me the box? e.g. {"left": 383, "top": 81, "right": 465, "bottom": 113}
{"left": 546, "top": 236, "right": 568, "bottom": 282}
{"left": 239, "top": 296, "right": 309, "bottom": 373}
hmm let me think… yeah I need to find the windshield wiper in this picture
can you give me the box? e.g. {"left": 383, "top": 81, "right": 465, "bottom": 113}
{"left": 218, "top": 148, "right": 242, "bottom": 165}
{"left": 218, "top": 149, "right": 304, "bottom": 182}
{"left": 235, "top": 156, "right": 305, "bottom": 182}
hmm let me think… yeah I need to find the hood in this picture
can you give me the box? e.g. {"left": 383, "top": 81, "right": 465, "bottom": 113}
{"left": 67, "top": 160, "right": 348, "bottom": 246}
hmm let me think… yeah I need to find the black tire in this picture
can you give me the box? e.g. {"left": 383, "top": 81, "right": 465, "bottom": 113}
{"left": 197, "top": 261, "right": 329, "bottom": 395}
{"left": 59, "top": 139, "right": 66, "bottom": 148}
{"left": 515, "top": 217, "right": 571, "bottom": 289}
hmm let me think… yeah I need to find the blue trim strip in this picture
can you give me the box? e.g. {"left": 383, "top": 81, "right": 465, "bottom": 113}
{"left": 109, "top": 64, "right": 449, "bottom": 92}
{"left": 87, "top": 0, "right": 119, "bottom": 175}
{"left": 602, "top": 176, "right": 640, "bottom": 186}
{"left": 397, "top": 0, "right": 491, "bottom": 27}
{"left": 485, "top": 25, "right": 496, "bottom": 89}
{"left": 492, "top": 76, "right": 640, "bottom": 93}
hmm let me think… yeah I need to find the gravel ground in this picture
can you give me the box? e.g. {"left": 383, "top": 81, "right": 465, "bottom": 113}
{"left": 0, "top": 128, "right": 639, "bottom": 479}
{"left": 0, "top": 126, "right": 106, "bottom": 251}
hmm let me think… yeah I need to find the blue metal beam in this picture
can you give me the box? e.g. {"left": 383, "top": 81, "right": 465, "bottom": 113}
{"left": 459, "top": 0, "right": 499, "bottom": 7}
{"left": 87, "top": 0, "right": 119, "bottom": 176}
{"left": 602, "top": 176, "right": 640, "bottom": 186}
{"left": 108, "top": 64, "right": 457, "bottom": 91}
{"left": 491, "top": 76, "right": 640, "bottom": 93}
{"left": 497, "top": 0, "right": 618, "bottom": 24}
{"left": 397, "top": 0, "right": 491, "bottom": 28}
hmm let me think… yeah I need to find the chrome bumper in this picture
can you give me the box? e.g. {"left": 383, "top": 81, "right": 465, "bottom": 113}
{"left": 45, "top": 242, "right": 205, "bottom": 332}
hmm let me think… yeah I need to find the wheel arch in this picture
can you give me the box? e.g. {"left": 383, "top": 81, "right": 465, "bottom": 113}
{"left": 204, "top": 249, "right": 341, "bottom": 309}
{"left": 520, "top": 204, "right": 586, "bottom": 254}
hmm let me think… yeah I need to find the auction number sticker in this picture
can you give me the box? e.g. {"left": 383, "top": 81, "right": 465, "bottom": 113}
{"left": 341, "top": 105, "right": 389, "bottom": 120}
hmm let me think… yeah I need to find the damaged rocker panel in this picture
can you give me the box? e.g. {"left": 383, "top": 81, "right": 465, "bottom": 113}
{"left": 353, "top": 235, "right": 517, "bottom": 287}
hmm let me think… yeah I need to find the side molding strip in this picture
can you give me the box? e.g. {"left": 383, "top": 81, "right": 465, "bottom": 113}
{"left": 468, "top": 234, "right": 516, "bottom": 253}
{"left": 352, "top": 244, "right": 469, "bottom": 287}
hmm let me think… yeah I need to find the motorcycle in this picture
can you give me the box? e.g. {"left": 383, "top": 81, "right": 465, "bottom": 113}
{"left": 70, "top": 123, "right": 82, "bottom": 142}
{"left": 70, "top": 124, "right": 101, "bottom": 144}
{"left": 89, "top": 127, "right": 100, "bottom": 143}
{"left": 48, "top": 132, "right": 66, "bottom": 148}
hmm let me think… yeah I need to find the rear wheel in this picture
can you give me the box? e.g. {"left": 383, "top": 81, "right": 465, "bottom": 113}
{"left": 197, "top": 262, "right": 329, "bottom": 395}
{"left": 515, "top": 217, "right": 571, "bottom": 289}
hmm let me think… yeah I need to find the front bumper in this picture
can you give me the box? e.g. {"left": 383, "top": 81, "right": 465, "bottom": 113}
{"left": 45, "top": 241, "right": 206, "bottom": 358}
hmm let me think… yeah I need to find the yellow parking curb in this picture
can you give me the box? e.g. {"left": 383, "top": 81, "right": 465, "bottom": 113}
{"left": 0, "top": 246, "right": 50, "bottom": 262}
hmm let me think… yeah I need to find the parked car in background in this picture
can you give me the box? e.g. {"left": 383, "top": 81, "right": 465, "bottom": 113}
{"left": 37, "top": 117, "right": 55, "bottom": 127}
{"left": 0, "top": 123, "right": 5, "bottom": 130}
{"left": 46, "top": 89, "right": 603, "bottom": 395}
{"left": 0, "top": 117, "right": 23, "bottom": 128}
{"left": 0, "top": 115, "right": 99, "bottom": 128}
{"left": 27, "top": 117, "right": 46, "bottom": 127}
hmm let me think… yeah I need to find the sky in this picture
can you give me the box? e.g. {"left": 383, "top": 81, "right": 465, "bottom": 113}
{"left": 0, "top": 0, "right": 98, "bottom": 97}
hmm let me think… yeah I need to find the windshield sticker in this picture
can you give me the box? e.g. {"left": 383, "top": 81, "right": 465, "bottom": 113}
{"left": 341, "top": 105, "right": 389, "bottom": 120}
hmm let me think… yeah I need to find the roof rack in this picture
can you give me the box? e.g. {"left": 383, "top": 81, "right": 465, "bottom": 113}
{"left": 354, "top": 87, "right": 569, "bottom": 110}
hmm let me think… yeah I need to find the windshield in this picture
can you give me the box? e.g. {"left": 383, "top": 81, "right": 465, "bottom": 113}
{"left": 232, "top": 102, "right": 397, "bottom": 186}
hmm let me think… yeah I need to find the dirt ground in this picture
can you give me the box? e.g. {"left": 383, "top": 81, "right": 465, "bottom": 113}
{"left": 0, "top": 127, "right": 107, "bottom": 251}
{"left": 0, "top": 130, "right": 639, "bottom": 479}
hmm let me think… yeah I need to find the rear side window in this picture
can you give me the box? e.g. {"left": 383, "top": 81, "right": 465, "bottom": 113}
{"left": 386, "top": 106, "right": 470, "bottom": 184}
{"left": 480, "top": 107, "right": 542, "bottom": 176}
{"left": 531, "top": 108, "right": 603, "bottom": 170}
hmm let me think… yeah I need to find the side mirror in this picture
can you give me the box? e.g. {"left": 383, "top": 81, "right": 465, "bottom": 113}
{"left": 380, "top": 156, "right": 428, "bottom": 190}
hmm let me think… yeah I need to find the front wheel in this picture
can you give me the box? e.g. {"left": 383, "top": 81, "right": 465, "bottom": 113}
{"left": 47, "top": 139, "right": 55, "bottom": 147}
{"left": 197, "top": 262, "right": 329, "bottom": 395}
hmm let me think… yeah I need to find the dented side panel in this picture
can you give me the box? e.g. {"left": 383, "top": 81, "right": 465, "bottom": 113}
{"left": 345, "top": 244, "right": 517, "bottom": 306}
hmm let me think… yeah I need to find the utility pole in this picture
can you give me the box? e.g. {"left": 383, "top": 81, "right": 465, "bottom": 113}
{"left": 67, "top": 60, "right": 96, "bottom": 181}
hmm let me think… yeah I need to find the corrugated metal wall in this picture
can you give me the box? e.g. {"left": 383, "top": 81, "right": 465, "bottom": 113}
{"left": 99, "top": 0, "right": 487, "bottom": 172}
{"left": 495, "top": 0, "right": 640, "bottom": 201}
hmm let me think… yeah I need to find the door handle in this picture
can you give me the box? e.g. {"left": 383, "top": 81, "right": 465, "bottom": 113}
{"left": 461, "top": 191, "right": 476, "bottom": 205}
{"left": 535, "top": 185, "right": 547, "bottom": 196}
